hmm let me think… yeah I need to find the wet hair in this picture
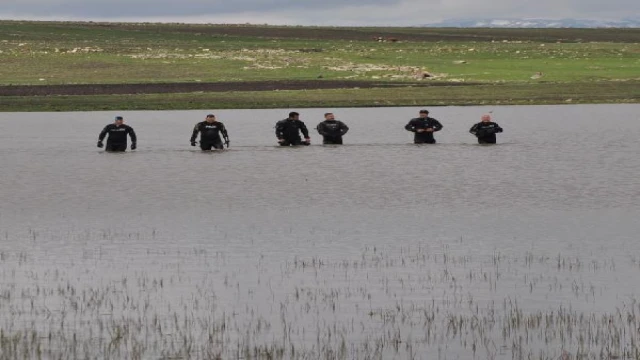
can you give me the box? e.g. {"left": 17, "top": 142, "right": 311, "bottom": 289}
{"left": 324, "top": 113, "right": 333, "bottom": 117}
{"left": 115, "top": 116, "right": 123, "bottom": 120}
{"left": 289, "top": 112, "right": 299, "bottom": 117}
{"left": 206, "top": 114, "right": 215, "bottom": 118}
{"left": 419, "top": 110, "right": 429, "bottom": 114}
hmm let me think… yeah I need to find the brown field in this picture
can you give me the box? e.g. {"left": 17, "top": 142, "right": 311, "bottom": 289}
{"left": 0, "top": 80, "right": 477, "bottom": 96}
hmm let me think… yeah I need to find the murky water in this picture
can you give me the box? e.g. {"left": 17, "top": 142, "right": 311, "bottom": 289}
{"left": 1, "top": 104, "right": 640, "bottom": 359}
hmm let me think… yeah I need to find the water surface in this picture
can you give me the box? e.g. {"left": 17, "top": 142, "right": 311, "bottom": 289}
{"left": 1, "top": 104, "right": 639, "bottom": 359}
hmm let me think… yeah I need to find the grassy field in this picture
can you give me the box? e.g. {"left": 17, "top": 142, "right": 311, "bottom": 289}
{"left": 0, "top": 21, "right": 638, "bottom": 110}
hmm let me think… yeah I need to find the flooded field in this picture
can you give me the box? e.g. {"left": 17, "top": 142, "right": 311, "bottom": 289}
{"left": 1, "top": 105, "right": 639, "bottom": 359}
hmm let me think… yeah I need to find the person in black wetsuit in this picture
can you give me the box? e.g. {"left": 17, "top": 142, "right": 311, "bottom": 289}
{"left": 404, "top": 110, "right": 443, "bottom": 144}
{"left": 469, "top": 114, "right": 503, "bottom": 144}
{"left": 275, "top": 112, "right": 310, "bottom": 146}
{"left": 316, "top": 113, "right": 349, "bottom": 145}
{"left": 97, "top": 116, "right": 137, "bottom": 152}
{"left": 190, "top": 114, "right": 229, "bottom": 150}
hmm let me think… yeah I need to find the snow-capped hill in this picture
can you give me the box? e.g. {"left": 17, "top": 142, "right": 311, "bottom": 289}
{"left": 423, "top": 18, "right": 640, "bottom": 28}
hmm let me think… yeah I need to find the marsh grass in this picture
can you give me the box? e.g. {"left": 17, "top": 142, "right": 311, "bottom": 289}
{"left": 1, "top": 230, "right": 639, "bottom": 359}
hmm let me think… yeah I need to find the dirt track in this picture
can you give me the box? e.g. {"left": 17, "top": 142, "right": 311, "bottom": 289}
{"left": 93, "top": 23, "right": 487, "bottom": 42}
{"left": 88, "top": 23, "right": 640, "bottom": 43}
{"left": 0, "top": 80, "right": 475, "bottom": 96}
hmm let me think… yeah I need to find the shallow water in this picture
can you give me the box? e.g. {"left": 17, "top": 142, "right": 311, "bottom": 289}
{"left": 1, "top": 104, "right": 640, "bottom": 359}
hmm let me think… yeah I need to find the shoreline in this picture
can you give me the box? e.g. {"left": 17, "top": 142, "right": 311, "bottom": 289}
{"left": 1, "top": 81, "right": 637, "bottom": 111}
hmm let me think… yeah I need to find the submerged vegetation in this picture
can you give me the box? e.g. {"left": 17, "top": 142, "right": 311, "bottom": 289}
{"left": 1, "top": 230, "right": 639, "bottom": 359}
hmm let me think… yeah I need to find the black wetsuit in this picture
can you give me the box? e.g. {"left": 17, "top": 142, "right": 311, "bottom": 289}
{"left": 469, "top": 122, "right": 503, "bottom": 144}
{"left": 191, "top": 121, "right": 229, "bottom": 150}
{"left": 275, "top": 118, "right": 310, "bottom": 146}
{"left": 316, "top": 120, "right": 349, "bottom": 144}
{"left": 98, "top": 124, "right": 137, "bottom": 152}
{"left": 404, "top": 117, "right": 443, "bottom": 144}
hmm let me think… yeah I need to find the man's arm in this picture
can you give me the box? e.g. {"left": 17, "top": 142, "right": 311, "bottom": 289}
{"left": 219, "top": 123, "right": 229, "bottom": 140}
{"left": 316, "top": 122, "right": 326, "bottom": 136}
{"left": 127, "top": 126, "right": 137, "bottom": 143}
{"left": 299, "top": 121, "right": 310, "bottom": 139}
{"left": 97, "top": 125, "right": 109, "bottom": 147}
{"left": 190, "top": 123, "right": 200, "bottom": 143}
{"left": 220, "top": 123, "right": 230, "bottom": 146}
{"left": 431, "top": 119, "right": 443, "bottom": 132}
{"left": 469, "top": 123, "right": 479, "bottom": 135}
{"left": 339, "top": 121, "right": 349, "bottom": 135}
{"left": 275, "top": 121, "right": 284, "bottom": 139}
{"left": 98, "top": 125, "right": 110, "bottom": 141}
{"left": 494, "top": 123, "right": 503, "bottom": 133}
{"left": 404, "top": 119, "right": 417, "bottom": 132}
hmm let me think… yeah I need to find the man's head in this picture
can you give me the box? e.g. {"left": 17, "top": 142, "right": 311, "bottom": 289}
{"left": 481, "top": 114, "right": 491, "bottom": 122}
{"left": 419, "top": 110, "right": 429, "bottom": 118}
{"left": 324, "top": 112, "right": 335, "bottom": 120}
{"left": 114, "top": 116, "right": 124, "bottom": 125}
{"left": 206, "top": 114, "right": 216, "bottom": 123}
{"left": 288, "top": 112, "right": 299, "bottom": 120}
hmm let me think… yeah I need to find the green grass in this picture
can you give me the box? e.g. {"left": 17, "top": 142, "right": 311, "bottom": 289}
{"left": 3, "top": 81, "right": 638, "bottom": 111}
{"left": 1, "top": 21, "right": 639, "bottom": 110}
{"left": 1, "top": 21, "right": 638, "bottom": 85}
{"left": 1, "top": 43, "right": 636, "bottom": 85}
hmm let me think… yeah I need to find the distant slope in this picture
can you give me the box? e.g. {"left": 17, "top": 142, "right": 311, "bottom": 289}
{"left": 2, "top": 20, "right": 638, "bottom": 43}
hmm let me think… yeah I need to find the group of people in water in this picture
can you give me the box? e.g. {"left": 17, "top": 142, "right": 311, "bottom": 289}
{"left": 97, "top": 110, "right": 504, "bottom": 152}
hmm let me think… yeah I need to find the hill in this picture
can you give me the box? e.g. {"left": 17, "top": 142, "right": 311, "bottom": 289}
{"left": 424, "top": 18, "right": 640, "bottom": 28}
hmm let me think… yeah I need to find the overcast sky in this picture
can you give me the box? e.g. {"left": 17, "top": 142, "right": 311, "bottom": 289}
{"left": 1, "top": 0, "right": 637, "bottom": 26}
